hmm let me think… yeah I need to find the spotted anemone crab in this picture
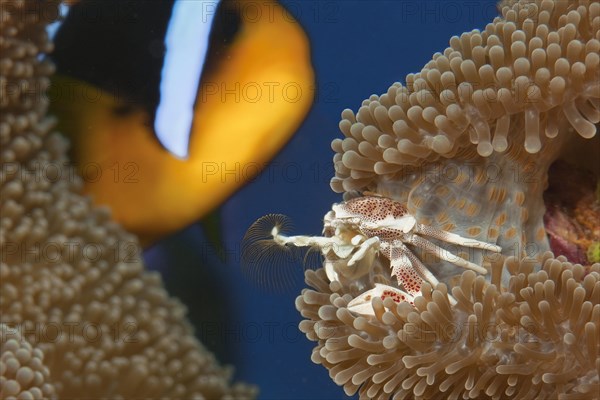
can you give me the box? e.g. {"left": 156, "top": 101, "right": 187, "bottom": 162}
{"left": 243, "top": 195, "right": 502, "bottom": 311}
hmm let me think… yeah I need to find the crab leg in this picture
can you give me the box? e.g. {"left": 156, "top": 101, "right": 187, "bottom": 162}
{"left": 414, "top": 223, "right": 502, "bottom": 253}
{"left": 272, "top": 229, "right": 342, "bottom": 250}
{"left": 405, "top": 234, "right": 489, "bottom": 274}
{"left": 381, "top": 241, "right": 457, "bottom": 305}
{"left": 393, "top": 241, "right": 441, "bottom": 287}
{"left": 399, "top": 242, "right": 460, "bottom": 304}
{"left": 380, "top": 241, "right": 439, "bottom": 295}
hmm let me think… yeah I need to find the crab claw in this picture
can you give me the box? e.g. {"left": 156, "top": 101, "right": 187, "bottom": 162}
{"left": 347, "top": 283, "right": 415, "bottom": 316}
{"left": 347, "top": 236, "right": 380, "bottom": 267}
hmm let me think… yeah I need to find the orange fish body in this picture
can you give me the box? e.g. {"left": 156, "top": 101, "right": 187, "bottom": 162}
{"left": 49, "top": 0, "right": 314, "bottom": 245}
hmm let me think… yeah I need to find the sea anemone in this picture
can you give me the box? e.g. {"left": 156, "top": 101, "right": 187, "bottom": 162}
{"left": 0, "top": 325, "right": 54, "bottom": 398}
{"left": 330, "top": 0, "right": 599, "bottom": 276}
{"left": 296, "top": 252, "right": 599, "bottom": 399}
{"left": 0, "top": 0, "right": 255, "bottom": 398}
{"left": 292, "top": 0, "right": 600, "bottom": 398}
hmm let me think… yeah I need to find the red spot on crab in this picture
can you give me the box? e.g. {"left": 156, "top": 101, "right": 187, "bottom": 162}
{"left": 342, "top": 196, "right": 409, "bottom": 223}
{"left": 381, "top": 290, "right": 404, "bottom": 303}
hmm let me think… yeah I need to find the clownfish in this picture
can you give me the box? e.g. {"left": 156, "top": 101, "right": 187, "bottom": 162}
{"left": 47, "top": 0, "right": 314, "bottom": 246}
